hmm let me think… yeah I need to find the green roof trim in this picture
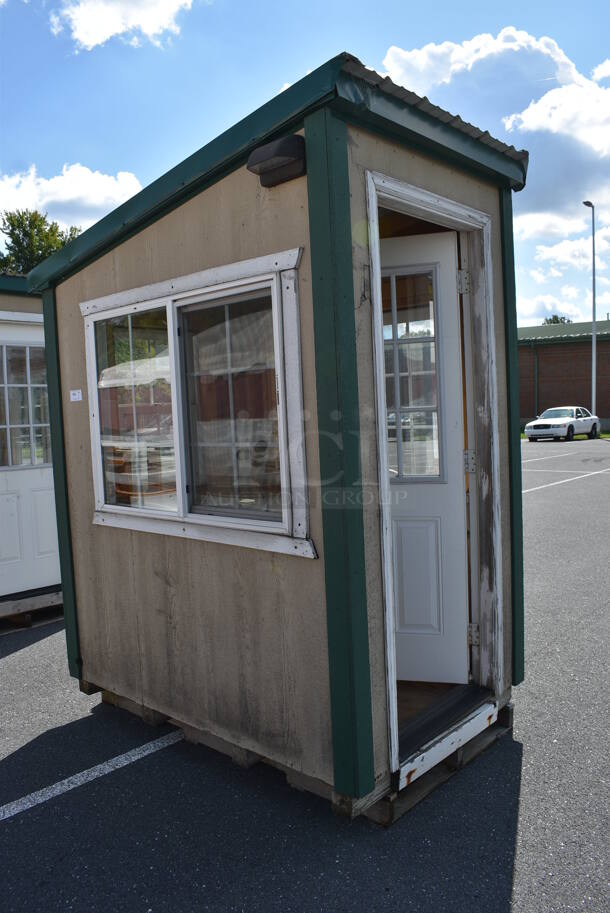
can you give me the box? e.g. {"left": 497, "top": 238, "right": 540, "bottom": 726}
{"left": 28, "top": 52, "right": 528, "bottom": 294}
{"left": 0, "top": 274, "right": 38, "bottom": 297}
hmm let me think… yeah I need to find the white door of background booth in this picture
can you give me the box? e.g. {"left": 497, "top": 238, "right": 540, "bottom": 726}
{"left": 0, "top": 315, "right": 60, "bottom": 598}
{"left": 381, "top": 233, "right": 469, "bottom": 684}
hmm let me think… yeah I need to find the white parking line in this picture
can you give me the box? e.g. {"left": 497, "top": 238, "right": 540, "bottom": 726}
{"left": 0, "top": 730, "right": 184, "bottom": 823}
{"left": 521, "top": 449, "right": 593, "bottom": 464}
{"left": 523, "top": 467, "right": 610, "bottom": 493}
{"left": 522, "top": 468, "right": 595, "bottom": 474}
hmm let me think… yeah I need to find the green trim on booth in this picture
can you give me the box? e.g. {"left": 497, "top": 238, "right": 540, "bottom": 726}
{"left": 331, "top": 78, "right": 526, "bottom": 190}
{"left": 305, "top": 107, "right": 375, "bottom": 799}
{"left": 499, "top": 189, "right": 525, "bottom": 686}
{"left": 42, "top": 288, "right": 82, "bottom": 678}
{"left": 0, "top": 275, "right": 33, "bottom": 297}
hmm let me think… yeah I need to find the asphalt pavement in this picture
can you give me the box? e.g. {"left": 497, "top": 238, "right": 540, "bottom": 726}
{"left": 0, "top": 438, "right": 608, "bottom": 913}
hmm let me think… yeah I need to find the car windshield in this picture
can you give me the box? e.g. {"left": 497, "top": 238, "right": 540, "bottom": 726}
{"left": 540, "top": 408, "right": 574, "bottom": 419}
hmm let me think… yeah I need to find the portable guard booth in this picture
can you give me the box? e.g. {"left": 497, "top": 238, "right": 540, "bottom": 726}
{"left": 0, "top": 275, "right": 61, "bottom": 618}
{"left": 28, "top": 53, "right": 528, "bottom": 818}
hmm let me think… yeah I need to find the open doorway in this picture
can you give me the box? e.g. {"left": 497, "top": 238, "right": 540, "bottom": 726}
{"left": 367, "top": 174, "right": 502, "bottom": 781}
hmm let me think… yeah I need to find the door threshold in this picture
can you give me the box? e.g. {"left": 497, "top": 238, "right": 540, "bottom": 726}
{"left": 395, "top": 698, "right": 498, "bottom": 792}
{"left": 398, "top": 683, "right": 491, "bottom": 761}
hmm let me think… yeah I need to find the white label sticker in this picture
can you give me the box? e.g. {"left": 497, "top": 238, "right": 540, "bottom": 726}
{"left": 70, "top": 389, "right": 83, "bottom": 402}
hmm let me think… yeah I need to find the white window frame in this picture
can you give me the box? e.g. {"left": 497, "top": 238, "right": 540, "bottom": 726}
{"left": 81, "top": 249, "right": 315, "bottom": 559}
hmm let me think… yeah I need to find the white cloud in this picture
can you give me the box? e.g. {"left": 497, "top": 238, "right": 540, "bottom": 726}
{"left": 598, "top": 276, "right": 610, "bottom": 287}
{"left": 549, "top": 267, "right": 563, "bottom": 278}
{"left": 535, "top": 226, "right": 610, "bottom": 272}
{"left": 529, "top": 268, "right": 547, "bottom": 285}
{"left": 382, "top": 27, "right": 582, "bottom": 97}
{"left": 0, "top": 163, "right": 142, "bottom": 235}
{"left": 517, "top": 292, "right": 589, "bottom": 325}
{"left": 504, "top": 79, "right": 610, "bottom": 157}
{"left": 50, "top": 0, "right": 192, "bottom": 50}
{"left": 560, "top": 285, "right": 580, "bottom": 301}
{"left": 514, "top": 212, "right": 587, "bottom": 241}
{"left": 592, "top": 59, "right": 610, "bottom": 82}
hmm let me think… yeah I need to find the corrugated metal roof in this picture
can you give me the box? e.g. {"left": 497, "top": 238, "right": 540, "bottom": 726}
{"left": 518, "top": 319, "right": 610, "bottom": 342}
{"left": 341, "top": 55, "right": 529, "bottom": 166}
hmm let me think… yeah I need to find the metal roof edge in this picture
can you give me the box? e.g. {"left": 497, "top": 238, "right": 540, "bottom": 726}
{"left": 0, "top": 274, "right": 38, "bottom": 297}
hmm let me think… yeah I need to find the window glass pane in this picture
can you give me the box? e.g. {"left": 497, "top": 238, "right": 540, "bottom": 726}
{"left": 8, "top": 387, "right": 29, "bottom": 425}
{"left": 382, "top": 277, "right": 393, "bottom": 340}
{"left": 399, "top": 374, "right": 437, "bottom": 408}
{"left": 395, "top": 273, "right": 434, "bottom": 338}
{"left": 0, "top": 428, "right": 8, "bottom": 466}
{"left": 95, "top": 308, "right": 176, "bottom": 511}
{"left": 183, "top": 291, "right": 281, "bottom": 520}
{"left": 0, "top": 387, "right": 5, "bottom": 425}
{"left": 32, "top": 387, "right": 49, "bottom": 424}
{"left": 10, "top": 427, "right": 31, "bottom": 465}
{"left": 29, "top": 347, "right": 47, "bottom": 384}
{"left": 7, "top": 347, "right": 27, "bottom": 384}
{"left": 34, "top": 426, "right": 52, "bottom": 464}
{"left": 400, "top": 411, "right": 439, "bottom": 476}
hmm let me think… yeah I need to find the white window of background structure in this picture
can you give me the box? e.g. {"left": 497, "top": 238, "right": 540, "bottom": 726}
{"left": 382, "top": 270, "right": 440, "bottom": 479}
{"left": 0, "top": 345, "right": 51, "bottom": 468}
{"left": 82, "top": 250, "right": 314, "bottom": 558}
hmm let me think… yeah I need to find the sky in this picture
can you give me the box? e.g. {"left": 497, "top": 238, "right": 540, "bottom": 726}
{"left": 1, "top": 0, "right": 609, "bottom": 326}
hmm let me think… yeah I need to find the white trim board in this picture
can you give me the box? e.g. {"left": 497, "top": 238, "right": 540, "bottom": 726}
{"left": 0, "top": 311, "right": 44, "bottom": 325}
{"left": 80, "top": 249, "right": 303, "bottom": 316}
{"left": 365, "top": 171, "right": 504, "bottom": 773}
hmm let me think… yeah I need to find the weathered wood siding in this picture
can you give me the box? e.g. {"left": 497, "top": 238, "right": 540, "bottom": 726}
{"left": 55, "top": 162, "right": 335, "bottom": 786}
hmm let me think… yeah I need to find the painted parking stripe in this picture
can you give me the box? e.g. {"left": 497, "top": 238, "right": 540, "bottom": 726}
{"left": 522, "top": 468, "right": 596, "bottom": 474}
{"left": 523, "top": 466, "right": 610, "bottom": 493}
{"left": 521, "top": 449, "right": 595, "bottom": 464}
{"left": 0, "top": 730, "right": 184, "bottom": 823}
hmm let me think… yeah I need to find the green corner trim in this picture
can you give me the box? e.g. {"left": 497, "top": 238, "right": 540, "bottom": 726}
{"left": 499, "top": 189, "right": 525, "bottom": 686}
{"left": 305, "top": 107, "right": 375, "bottom": 799}
{"left": 42, "top": 288, "right": 82, "bottom": 678}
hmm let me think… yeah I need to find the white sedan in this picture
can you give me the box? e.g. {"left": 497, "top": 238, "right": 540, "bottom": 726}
{"left": 524, "top": 406, "right": 600, "bottom": 442}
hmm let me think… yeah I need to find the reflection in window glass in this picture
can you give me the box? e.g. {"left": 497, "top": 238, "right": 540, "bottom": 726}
{"left": 383, "top": 271, "right": 439, "bottom": 478}
{"left": 34, "top": 426, "right": 52, "bottom": 464}
{"left": 0, "top": 346, "right": 51, "bottom": 468}
{"left": 183, "top": 291, "right": 281, "bottom": 520}
{"left": 95, "top": 308, "right": 176, "bottom": 511}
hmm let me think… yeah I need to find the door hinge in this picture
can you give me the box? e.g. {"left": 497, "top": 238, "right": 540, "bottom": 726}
{"left": 468, "top": 623, "right": 480, "bottom": 647}
{"left": 457, "top": 269, "right": 471, "bottom": 295}
{"left": 463, "top": 449, "right": 476, "bottom": 474}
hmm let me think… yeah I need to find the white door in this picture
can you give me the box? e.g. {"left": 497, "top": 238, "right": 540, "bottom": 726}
{"left": 381, "top": 232, "right": 469, "bottom": 684}
{"left": 0, "top": 319, "right": 60, "bottom": 597}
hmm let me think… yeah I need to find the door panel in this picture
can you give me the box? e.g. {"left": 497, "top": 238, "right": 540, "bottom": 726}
{"left": 381, "top": 232, "right": 469, "bottom": 684}
{"left": 0, "top": 324, "right": 60, "bottom": 597}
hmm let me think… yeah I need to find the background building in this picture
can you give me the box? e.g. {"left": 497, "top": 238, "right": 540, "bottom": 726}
{"left": 518, "top": 320, "right": 610, "bottom": 431}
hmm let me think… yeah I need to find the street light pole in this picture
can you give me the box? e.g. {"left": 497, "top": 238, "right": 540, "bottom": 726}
{"left": 583, "top": 201, "right": 596, "bottom": 416}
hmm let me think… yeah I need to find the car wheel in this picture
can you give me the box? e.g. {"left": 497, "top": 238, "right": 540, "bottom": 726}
{"left": 588, "top": 423, "right": 598, "bottom": 439}
{"left": 566, "top": 425, "right": 574, "bottom": 441}
{"left": 529, "top": 437, "right": 538, "bottom": 442}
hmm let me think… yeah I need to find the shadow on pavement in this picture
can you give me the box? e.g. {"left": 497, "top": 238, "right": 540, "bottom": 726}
{"left": 0, "top": 618, "right": 64, "bottom": 662}
{"left": 1, "top": 704, "right": 523, "bottom": 913}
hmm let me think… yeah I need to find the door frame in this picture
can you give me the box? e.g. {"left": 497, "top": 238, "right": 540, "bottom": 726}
{"left": 365, "top": 170, "right": 504, "bottom": 773}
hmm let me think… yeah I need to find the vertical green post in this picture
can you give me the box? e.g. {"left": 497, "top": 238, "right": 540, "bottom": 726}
{"left": 499, "top": 189, "right": 525, "bottom": 685}
{"left": 305, "top": 108, "right": 375, "bottom": 798}
{"left": 42, "top": 287, "right": 82, "bottom": 678}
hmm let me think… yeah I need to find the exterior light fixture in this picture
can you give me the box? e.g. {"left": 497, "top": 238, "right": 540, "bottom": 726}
{"left": 583, "top": 200, "right": 597, "bottom": 416}
{"left": 247, "top": 135, "right": 306, "bottom": 188}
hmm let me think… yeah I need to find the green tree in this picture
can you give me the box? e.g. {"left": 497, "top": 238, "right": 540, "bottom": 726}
{"left": 542, "top": 314, "right": 573, "bottom": 325}
{"left": 0, "top": 209, "right": 81, "bottom": 274}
